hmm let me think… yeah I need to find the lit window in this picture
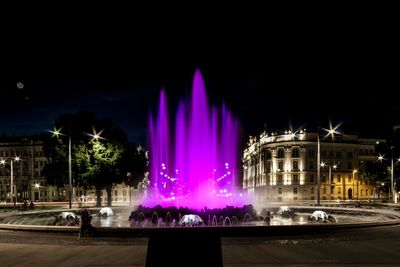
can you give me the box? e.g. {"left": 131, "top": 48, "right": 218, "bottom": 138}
{"left": 278, "top": 175, "right": 283, "bottom": 184}
{"left": 278, "top": 161, "right": 283, "bottom": 171}
{"left": 292, "top": 148, "right": 299, "bottom": 158}
{"left": 277, "top": 149, "right": 284, "bottom": 158}
{"left": 293, "top": 160, "right": 298, "bottom": 170}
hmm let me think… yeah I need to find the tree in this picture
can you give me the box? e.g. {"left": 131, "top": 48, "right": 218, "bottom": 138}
{"left": 42, "top": 111, "right": 128, "bottom": 206}
{"left": 74, "top": 140, "right": 123, "bottom": 206}
{"left": 363, "top": 140, "right": 400, "bottom": 199}
{"left": 118, "top": 143, "right": 148, "bottom": 203}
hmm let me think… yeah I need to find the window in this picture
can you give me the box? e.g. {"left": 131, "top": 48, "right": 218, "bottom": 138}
{"left": 264, "top": 150, "right": 271, "bottom": 160}
{"left": 278, "top": 161, "right": 283, "bottom": 171}
{"left": 278, "top": 175, "right": 283, "bottom": 184}
{"left": 293, "top": 174, "right": 299, "bottom": 184}
{"left": 361, "top": 189, "right": 364, "bottom": 196}
{"left": 311, "top": 187, "right": 314, "bottom": 194}
{"left": 322, "top": 174, "right": 326, "bottom": 183}
{"left": 366, "top": 189, "right": 368, "bottom": 196}
{"left": 309, "top": 161, "right": 314, "bottom": 169}
{"left": 336, "top": 151, "right": 341, "bottom": 158}
{"left": 114, "top": 190, "right": 118, "bottom": 196}
{"left": 294, "top": 188, "right": 298, "bottom": 194}
{"left": 293, "top": 160, "right": 298, "bottom": 170}
{"left": 265, "top": 161, "right": 271, "bottom": 173}
{"left": 309, "top": 149, "right": 315, "bottom": 157}
{"left": 277, "top": 148, "right": 284, "bottom": 158}
{"left": 348, "top": 162, "right": 352, "bottom": 170}
{"left": 329, "top": 151, "right": 334, "bottom": 157}
{"left": 337, "top": 188, "right": 341, "bottom": 194}
{"left": 309, "top": 174, "right": 314, "bottom": 183}
{"left": 347, "top": 151, "right": 353, "bottom": 158}
{"left": 292, "top": 148, "right": 299, "bottom": 158}
{"left": 337, "top": 175, "right": 341, "bottom": 183}
{"left": 321, "top": 151, "right": 326, "bottom": 157}
{"left": 278, "top": 188, "right": 282, "bottom": 194}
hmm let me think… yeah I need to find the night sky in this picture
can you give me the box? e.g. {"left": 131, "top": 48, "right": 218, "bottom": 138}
{"left": 1, "top": 15, "right": 398, "bottom": 149}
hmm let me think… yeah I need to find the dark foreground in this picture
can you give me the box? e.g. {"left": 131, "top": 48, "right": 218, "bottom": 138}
{"left": 1, "top": 224, "right": 400, "bottom": 267}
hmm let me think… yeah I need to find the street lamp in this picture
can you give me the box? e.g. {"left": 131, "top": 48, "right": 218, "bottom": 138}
{"left": 50, "top": 126, "right": 103, "bottom": 209}
{"left": 50, "top": 127, "right": 73, "bottom": 209}
{"left": 34, "top": 182, "right": 40, "bottom": 202}
{"left": 321, "top": 161, "right": 339, "bottom": 201}
{"left": 377, "top": 150, "right": 400, "bottom": 203}
{"left": 0, "top": 156, "right": 20, "bottom": 207}
{"left": 317, "top": 121, "right": 342, "bottom": 205}
{"left": 352, "top": 169, "right": 358, "bottom": 201}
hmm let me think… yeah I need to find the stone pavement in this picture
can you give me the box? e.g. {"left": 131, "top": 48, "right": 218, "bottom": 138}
{"left": 1, "top": 225, "right": 400, "bottom": 266}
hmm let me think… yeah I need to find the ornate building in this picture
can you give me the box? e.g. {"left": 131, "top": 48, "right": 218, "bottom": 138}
{"left": 0, "top": 136, "right": 55, "bottom": 202}
{"left": 242, "top": 130, "right": 379, "bottom": 204}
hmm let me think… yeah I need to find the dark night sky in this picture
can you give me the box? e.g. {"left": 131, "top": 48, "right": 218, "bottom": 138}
{"left": 1, "top": 13, "right": 398, "bottom": 149}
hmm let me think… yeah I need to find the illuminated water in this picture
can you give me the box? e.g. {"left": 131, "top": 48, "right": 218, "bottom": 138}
{"left": 146, "top": 69, "right": 245, "bottom": 209}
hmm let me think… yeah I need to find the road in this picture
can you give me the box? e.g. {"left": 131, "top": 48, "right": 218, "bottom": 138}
{"left": 1, "top": 225, "right": 400, "bottom": 266}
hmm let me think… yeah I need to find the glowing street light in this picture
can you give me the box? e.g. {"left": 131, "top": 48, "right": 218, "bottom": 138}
{"left": 377, "top": 150, "right": 400, "bottom": 203}
{"left": 34, "top": 182, "right": 41, "bottom": 202}
{"left": 321, "top": 161, "right": 339, "bottom": 201}
{"left": 0, "top": 156, "right": 20, "bottom": 206}
{"left": 317, "top": 121, "right": 342, "bottom": 205}
{"left": 352, "top": 169, "right": 358, "bottom": 201}
{"left": 49, "top": 126, "right": 102, "bottom": 209}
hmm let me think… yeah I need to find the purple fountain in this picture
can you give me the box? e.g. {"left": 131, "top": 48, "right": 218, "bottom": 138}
{"left": 145, "top": 69, "right": 246, "bottom": 209}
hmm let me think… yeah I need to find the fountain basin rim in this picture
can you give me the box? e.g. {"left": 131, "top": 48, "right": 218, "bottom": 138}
{"left": 1, "top": 219, "right": 400, "bottom": 236}
{"left": 0, "top": 223, "right": 79, "bottom": 232}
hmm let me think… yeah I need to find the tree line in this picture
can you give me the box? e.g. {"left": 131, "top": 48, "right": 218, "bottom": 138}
{"left": 41, "top": 111, "right": 148, "bottom": 206}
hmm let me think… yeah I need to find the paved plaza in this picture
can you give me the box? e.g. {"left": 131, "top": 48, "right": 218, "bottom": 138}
{"left": 1, "top": 225, "right": 400, "bottom": 266}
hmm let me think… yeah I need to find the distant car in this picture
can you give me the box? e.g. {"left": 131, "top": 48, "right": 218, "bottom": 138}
{"left": 308, "top": 210, "right": 336, "bottom": 223}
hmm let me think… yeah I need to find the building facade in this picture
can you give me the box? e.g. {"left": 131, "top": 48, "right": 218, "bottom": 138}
{"left": 0, "top": 136, "right": 53, "bottom": 203}
{"left": 242, "top": 130, "right": 379, "bottom": 204}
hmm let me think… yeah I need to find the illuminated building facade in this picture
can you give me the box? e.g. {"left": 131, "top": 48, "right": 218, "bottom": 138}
{"left": 242, "top": 130, "right": 378, "bottom": 204}
{"left": 0, "top": 136, "right": 54, "bottom": 202}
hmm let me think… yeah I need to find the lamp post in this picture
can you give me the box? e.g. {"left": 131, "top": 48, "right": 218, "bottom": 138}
{"left": 1, "top": 156, "right": 20, "bottom": 207}
{"left": 34, "top": 182, "right": 40, "bottom": 202}
{"left": 317, "top": 135, "right": 321, "bottom": 205}
{"left": 50, "top": 128, "right": 73, "bottom": 209}
{"left": 50, "top": 126, "right": 102, "bottom": 209}
{"left": 68, "top": 134, "right": 72, "bottom": 209}
{"left": 352, "top": 169, "right": 358, "bottom": 201}
{"left": 317, "top": 121, "right": 342, "bottom": 205}
{"left": 321, "top": 161, "right": 338, "bottom": 201}
{"left": 378, "top": 151, "right": 400, "bottom": 203}
{"left": 390, "top": 147, "right": 396, "bottom": 203}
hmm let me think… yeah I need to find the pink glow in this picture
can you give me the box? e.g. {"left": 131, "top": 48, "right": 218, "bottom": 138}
{"left": 145, "top": 69, "right": 246, "bottom": 209}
